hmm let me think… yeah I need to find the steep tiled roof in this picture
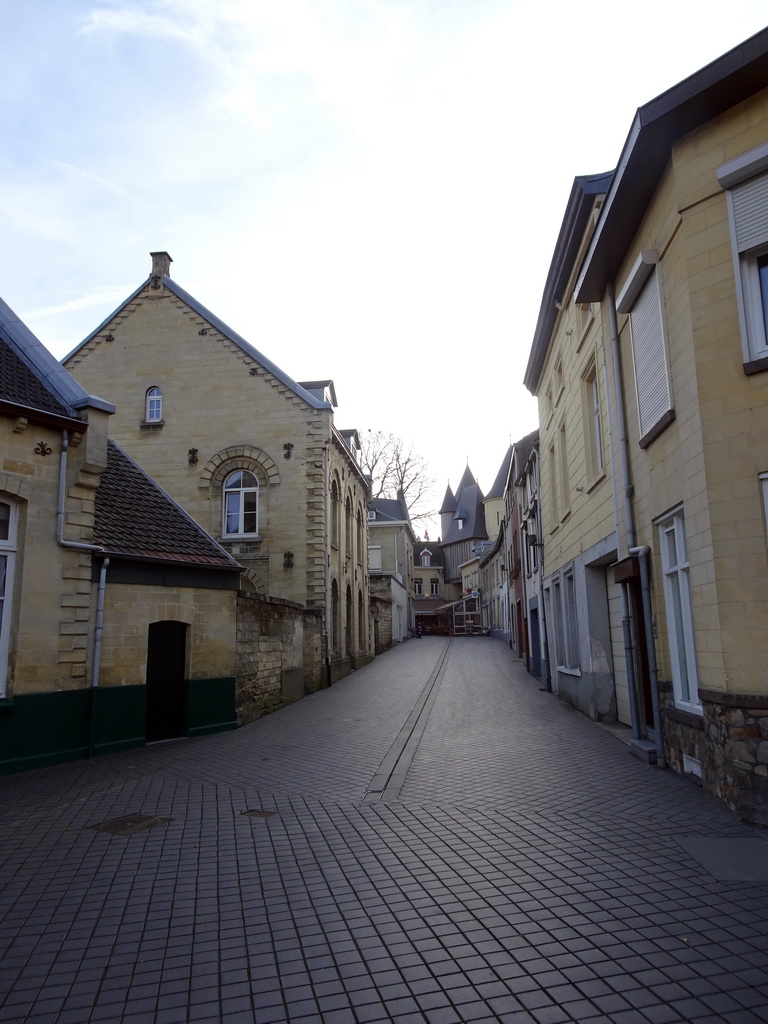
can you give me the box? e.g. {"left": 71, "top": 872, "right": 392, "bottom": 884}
{"left": 486, "top": 446, "right": 513, "bottom": 501}
{"left": 0, "top": 339, "right": 71, "bottom": 416}
{"left": 440, "top": 467, "right": 487, "bottom": 546}
{"left": 0, "top": 295, "right": 113, "bottom": 420}
{"left": 369, "top": 494, "right": 410, "bottom": 523}
{"left": 438, "top": 484, "right": 456, "bottom": 515}
{"left": 513, "top": 429, "right": 539, "bottom": 485}
{"left": 413, "top": 541, "right": 444, "bottom": 566}
{"left": 94, "top": 441, "right": 241, "bottom": 569}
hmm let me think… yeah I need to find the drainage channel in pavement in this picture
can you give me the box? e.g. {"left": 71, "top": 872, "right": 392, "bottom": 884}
{"left": 362, "top": 638, "right": 452, "bottom": 803}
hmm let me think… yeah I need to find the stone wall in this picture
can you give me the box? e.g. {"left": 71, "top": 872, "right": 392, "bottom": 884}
{"left": 235, "top": 593, "right": 323, "bottom": 724}
{"left": 660, "top": 680, "right": 768, "bottom": 827}
{"left": 369, "top": 581, "right": 393, "bottom": 655}
{"left": 700, "top": 689, "right": 768, "bottom": 827}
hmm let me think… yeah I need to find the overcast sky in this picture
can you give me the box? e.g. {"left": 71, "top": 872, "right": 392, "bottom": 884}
{"left": 2, "top": 1, "right": 767, "bottom": 539}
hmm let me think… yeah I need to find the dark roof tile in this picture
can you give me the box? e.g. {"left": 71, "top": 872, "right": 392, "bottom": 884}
{"left": 0, "top": 339, "right": 71, "bottom": 416}
{"left": 94, "top": 441, "right": 241, "bottom": 569}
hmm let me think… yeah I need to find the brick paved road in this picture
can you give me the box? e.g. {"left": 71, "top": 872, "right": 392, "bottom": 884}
{"left": 1, "top": 638, "right": 767, "bottom": 1023}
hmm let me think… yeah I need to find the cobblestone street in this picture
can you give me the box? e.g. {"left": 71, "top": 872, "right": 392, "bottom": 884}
{"left": 1, "top": 637, "right": 767, "bottom": 1023}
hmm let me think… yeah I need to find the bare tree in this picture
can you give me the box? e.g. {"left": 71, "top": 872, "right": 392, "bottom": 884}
{"left": 360, "top": 431, "right": 436, "bottom": 525}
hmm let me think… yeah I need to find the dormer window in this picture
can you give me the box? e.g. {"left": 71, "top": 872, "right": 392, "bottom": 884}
{"left": 457, "top": 519, "right": 464, "bottom": 531}
{"left": 367, "top": 510, "right": 376, "bottom": 520}
{"left": 421, "top": 552, "right": 431, "bottom": 566}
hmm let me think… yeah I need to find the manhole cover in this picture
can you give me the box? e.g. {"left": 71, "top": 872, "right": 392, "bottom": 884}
{"left": 91, "top": 813, "right": 171, "bottom": 836}
{"left": 241, "top": 809, "right": 276, "bottom": 819}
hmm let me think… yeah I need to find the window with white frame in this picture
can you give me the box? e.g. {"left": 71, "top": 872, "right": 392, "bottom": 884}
{"left": 222, "top": 470, "right": 259, "bottom": 536}
{"left": 331, "top": 481, "right": 340, "bottom": 547}
{"left": 421, "top": 551, "right": 431, "bottom": 566}
{"left": 562, "top": 569, "right": 579, "bottom": 670}
{"left": 0, "top": 500, "right": 17, "bottom": 698}
{"left": 582, "top": 358, "right": 604, "bottom": 480}
{"left": 558, "top": 420, "right": 570, "bottom": 518}
{"left": 414, "top": 579, "right": 423, "bottom": 596}
{"left": 717, "top": 143, "right": 768, "bottom": 371}
{"left": 548, "top": 442, "right": 559, "bottom": 525}
{"left": 550, "top": 578, "right": 564, "bottom": 669}
{"left": 345, "top": 496, "right": 352, "bottom": 557}
{"left": 548, "top": 568, "right": 580, "bottom": 673}
{"left": 145, "top": 386, "right": 163, "bottom": 422}
{"left": 430, "top": 578, "right": 440, "bottom": 596}
{"left": 658, "top": 510, "right": 701, "bottom": 712}
{"left": 617, "top": 251, "right": 673, "bottom": 446}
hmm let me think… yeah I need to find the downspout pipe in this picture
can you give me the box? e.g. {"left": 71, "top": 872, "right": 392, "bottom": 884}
{"left": 607, "top": 283, "right": 635, "bottom": 553}
{"left": 57, "top": 430, "right": 108, "bottom": 756}
{"left": 606, "top": 284, "right": 649, "bottom": 750}
{"left": 620, "top": 583, "right": 642, "bottom": 741}
{"left": 629, "top": 545, "right": 666, "bottom": 768}
{"left": 87, "top": 556, "right": 109, "bottom": 757}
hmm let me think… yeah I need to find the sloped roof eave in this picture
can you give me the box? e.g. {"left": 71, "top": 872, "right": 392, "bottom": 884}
{"left": 67, "top": 276, "right": 331, "bottom": 412}
{"left": 575, "top": 26, "right": 768, "bottom": 302}
{"left": 523, "top": 172, "right": 613, "bottom": 394}
{"left": 97, "top": 549, "right": 243, "bottom": 571}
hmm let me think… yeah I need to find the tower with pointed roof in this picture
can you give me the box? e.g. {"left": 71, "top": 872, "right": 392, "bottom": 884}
{"left": 438, "top": 466, "right": 489, "bottom": 587}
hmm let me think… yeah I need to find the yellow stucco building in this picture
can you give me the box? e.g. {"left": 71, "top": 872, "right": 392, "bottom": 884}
{"left": 527, "top": 28, "right": 768, "bottom": 824}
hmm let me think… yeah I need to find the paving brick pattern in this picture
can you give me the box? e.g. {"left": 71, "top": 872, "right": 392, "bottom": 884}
{"left": 1, "top": 638, "right": 767, "bottom": 1023}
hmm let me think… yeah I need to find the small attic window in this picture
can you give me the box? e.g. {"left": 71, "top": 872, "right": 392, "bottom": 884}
{"left": 367, "top": 509, "right": 376, "bottom": 520}
{"left": 421, "top": 552, "right": 431, "bottom": 566}
{"left": 146, "top": 387, "right": 162, "bottom": 420}
{"left": 141, "top": 386, "right": 164, "bottom": 429}
{"left": 457, "top": 519, "right": 464, "bottom": 531}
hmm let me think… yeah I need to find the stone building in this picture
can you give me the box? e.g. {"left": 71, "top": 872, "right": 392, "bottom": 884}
{"left": 65, "top": 253, "right": 372, "bottom": 684}
{"left": 367, "top": 493, "right": 415, "bottom": 651}
{"left": 412, "top": 540, "right": 450, "bottom": 635}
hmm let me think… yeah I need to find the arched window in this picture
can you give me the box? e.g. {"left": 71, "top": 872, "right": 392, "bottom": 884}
{"left": 356, "top": 508, "right": 364, "bottom": 563}
{"left": 331, "top": 579, "right": 340, "bottom": 655}
{"left": 331, "top": 480, "right": 340, "bottom": 548}
{"left": 145, "top": 386, "right": 163, "bottom": 422}
{"left": 223, "top": 470, "right": 259, "bottom": 536}
{"left": 345, "top": 496, "right": 353, "bottom": 557}
{"left": 0, "top": 499, "right": 18, "bottom": 698}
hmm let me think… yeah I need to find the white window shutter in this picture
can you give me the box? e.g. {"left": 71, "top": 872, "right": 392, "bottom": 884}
{"left": 731, "top": 174, "right": 768, "bottom": 252}
{"left": 631, "top": 270, "right": 670, "bottom": 438}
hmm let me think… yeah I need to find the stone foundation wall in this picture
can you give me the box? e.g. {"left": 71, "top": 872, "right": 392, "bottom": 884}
{"left": 699, "top": 689, "right": 768, "bottom": 827}
{"left": 369, "top": 588, "right": 393, "bottom": 655}
{"left": 659, "top": 678, "right": 706, "bottom": 775}
{"left": 660, "top": 679, "right": 768, "bottom": 826}
{"left": 236, "top": 594, "right": 323, "bottom": 724}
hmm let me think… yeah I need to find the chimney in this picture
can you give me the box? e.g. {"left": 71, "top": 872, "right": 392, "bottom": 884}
{"left": 149, "top": 251, "right": 172, "bottom": 289}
